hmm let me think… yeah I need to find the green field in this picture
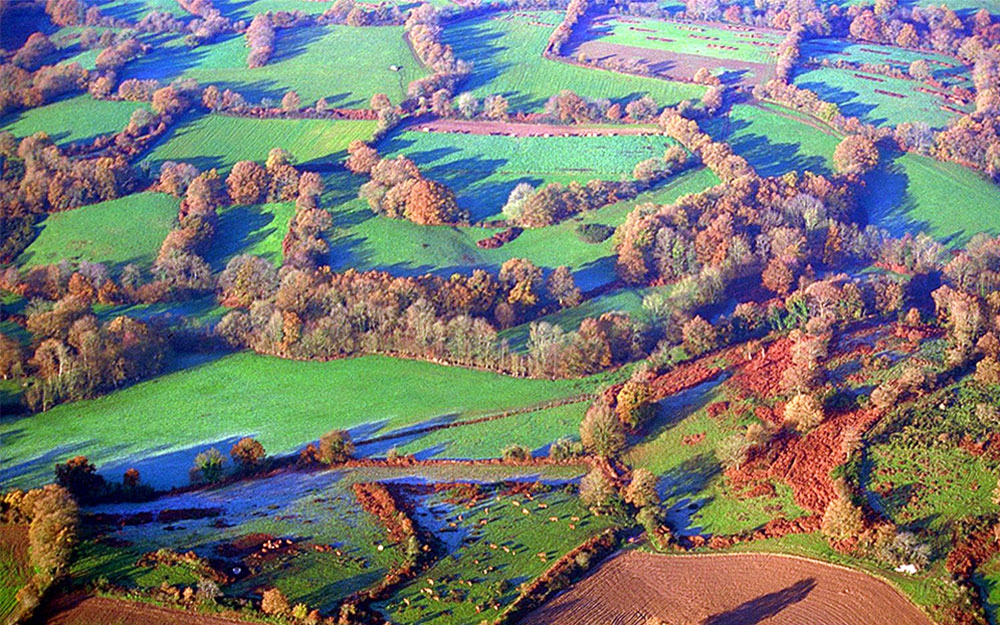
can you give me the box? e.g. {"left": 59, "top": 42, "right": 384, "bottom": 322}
{"left": 864, "top": 152, "right": 1000, "bottom": 247}
{"left": 329, "top": 167, "right": 721, "bottom": 290}
{"left": 704, "top": 103, "right": 839, "bottom": 177}
{"left": 207, "top": 202, "right": 297, "bottom": 269}
{"left": 123, "top": 26, "right": 425, "bottom": 107}
{"left": 379, "top": 129, "right": 681, "bottom": 220}
{"left": 381, "top": 401, "right": 590, "bottom": 459}
{"left": 802, "top": 39, "right": 970, "bottom": 88}
{"left": 589, "top": 17, "right": 783, "bottom": 66}
{"left": 143, "top": 114, "right": 377, "bottom": 172}
{"left": 794, "top": 66, "right": 971, "bottom": 128}
{"left": 378, "top": 485, "right": 618, "bottom": 624}
{"left": 0, "top": 353, "right": 612, "bottom": 490}
{"left": 443, "top": 12, "right": 705, "bottom": 111}
{"left": 18, "top": 193, "right": 179, "bottom": 271}
{"left": 1, "top": 94, "right": 149, "bottom": 146}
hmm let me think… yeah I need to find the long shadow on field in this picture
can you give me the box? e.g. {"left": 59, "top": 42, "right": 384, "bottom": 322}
{"left": 703, "top": 578, "right": 816, "bottom": 625}
{"left": 271, "top": 25, "right": 330, "bottom": 65}
{"left": 442, "top": 20, "right": 508, "bottom": 96}
{"left": 660, "top": 454, "right": 720, "bottom": 536}
{"left": 795, "top": 79, "right": 883, "bottom": 126}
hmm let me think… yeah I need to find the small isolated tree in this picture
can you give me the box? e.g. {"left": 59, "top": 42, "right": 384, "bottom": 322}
{"left": 230, "top": 437, "right": 266, "bottom": 469}
{"left": 191, "top": 448, "right": 226, "bottom": 483}
{"left": 261, "top": 587, "right": 290, "bottom": 615}
{"left": 615, "top": 379, "right": 656, "bottom": 429}
{"left": 281, "top": 90, "right": 300, "bottom": 111}
{"left": 580, "top": 401, "right": 626, "bottom": 458}
{"left": 821, "top": 482, "right": 863, "bottom": 542}
{"left": 783, "top": 394, "right": 825, "bottom": 432}
{"left": 502, "top": 182, "right": 534, "bottom": 223}
{"left": 548, "top": 437, "right": 583, "bottom": 460}
{"left": 624, "top": 468, "right": 659, "bottom": 509}
{"left": 579, "top": 467, "right": 616, "bottom": 511}
{"left": 123, "top": 468, "right": 141, "bottom": 489}
{"left": 716, "top": 433, "right": 750, "bottom": 470}
{"left": 833, "top": 134, "right": 879, "bottom": 175}
{"left": 319, "top": 429, "right": 354, "bottom": 464}
{"left": 502, "top": 444, "right": 531, "bottom": 462}
{"left": 456, "top": 92, "right": 478, "bottom": 118}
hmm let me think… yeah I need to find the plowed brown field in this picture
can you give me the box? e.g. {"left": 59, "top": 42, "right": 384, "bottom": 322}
{"left": 41, "top": 595, "right": 248, "bottom": 625}
{"left": 521, "top": 551, "right": 932, "bottom": 625}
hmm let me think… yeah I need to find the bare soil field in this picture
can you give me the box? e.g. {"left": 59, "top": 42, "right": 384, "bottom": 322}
{"left": 406, "top": 119, "right": 660, "bottom": 136}
{"left": 521, "top": 551, "right": 933, "bottom": 625}
{"left": 569, "top": 40, "right": 777, "bottom": 85}
{"left": 0, "top": 525, "right": 29, "bottom": 565}
{"left": 41, "top": 595, "right": 248, "bottom": 625}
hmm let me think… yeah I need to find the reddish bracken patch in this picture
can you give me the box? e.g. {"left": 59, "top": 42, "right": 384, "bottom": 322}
{"left": 728, "top": 338, "right": 792, "bottom": 400}
{"left": 682, "top": 432, "right": 706, "bottom": 445}
{"left": 728, "top": 407, "right": 881, "bottom": 514}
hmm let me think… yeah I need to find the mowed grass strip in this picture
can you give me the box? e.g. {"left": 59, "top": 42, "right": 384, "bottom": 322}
{"left": 0, "top": 353, "right": 610, "bottom": 490}
{"left": 1, "top": 94, "right": 149, "bottom": 146}
{"left": 443, "top": 11, "right": 705, "bottom": 111}
{"left": 18, "top": 192, "right": 180, "bottom": 271}
{"left": 143, "top": 114, "right": 377, "bottom": 172}
{"left": 122, "top": 26, "right": 424, "bottom": 107}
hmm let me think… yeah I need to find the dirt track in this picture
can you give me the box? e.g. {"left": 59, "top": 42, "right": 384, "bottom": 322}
{"left": 520, "top": 551, "right": 933, "bottom": 625}
{"left": 41, "top": 595, "right": 248, "bottom": 625}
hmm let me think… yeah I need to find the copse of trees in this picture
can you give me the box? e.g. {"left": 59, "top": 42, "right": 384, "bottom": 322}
{"left": 245, "top": 12, "right": 276, "bottom": 68}
{"left": 348, "top": 140, "right": 468, "bottom": 225}
{"left": 404, "top": 4, "right": 471, "bottom": 101}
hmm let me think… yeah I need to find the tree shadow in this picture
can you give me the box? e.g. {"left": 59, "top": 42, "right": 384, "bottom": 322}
{"left": 659, "top": 453, "right": 721, "bottom": 535}
{"left": 703, "top": 578, "right": 816, "bottom": 625}
{"left": 205, "top": 203, "right": 284, "bottom": 270}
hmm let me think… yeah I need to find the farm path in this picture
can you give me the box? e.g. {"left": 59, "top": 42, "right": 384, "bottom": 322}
{"left": 521, "top": 550, "right": 934, "bottom": 625}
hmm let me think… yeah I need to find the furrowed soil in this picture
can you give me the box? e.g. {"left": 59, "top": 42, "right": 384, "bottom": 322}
{"left": 41, "top": 594, "right": 247, "bottom": 625}
{"left": 521, "top": 551, "right": 933, "bottom": 625}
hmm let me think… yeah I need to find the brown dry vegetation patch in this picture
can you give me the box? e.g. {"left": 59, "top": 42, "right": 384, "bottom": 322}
{"left": 727, "top": 337, "right": 792, "bottom": 401}
{"left": 41, "top": 594, "right": 247, "bottom": 625}
{"left": 569, "top": 39, "right": 776, "bottom": 85}
{"left": 521, "top": 551, "right": 933, "bottom": 625}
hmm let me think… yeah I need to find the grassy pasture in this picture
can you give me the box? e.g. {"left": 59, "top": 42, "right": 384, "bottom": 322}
{"left": 1, "top": 94, "right": 149, "bottom": 146}
{"left": 703, "top": 103, "right": 839, "bottom": 177}
{"left": 328, "top": 166, "right": 720, "bottom": 290}
{"left": 0, "top": 353, "right": 610, "bottom": 490}
{"left": 378, "top": 129, "right": 681, "bottom": 220}
{"left": 18, "top": 193, "right": 179, "bottom": 271}
{"left": 142, "top": 114, "right": 377, "bottom": 172}
{"left": 123, "top": 26, "right": 424, "bottom": 107}
{"left": 376, "top": 402, "right": 590, "bottom": 459}
{"left": 588, "top": 16, "right": 783, "bottom": 66}
{"left": 378, "top": 485, "right": 618, "bottom": 624}
{"left": 794, "top": 65, "right": 972, "bottom": 128}
{"left": 863, "top": 152, "right": 1000, "bottom": 247}
{"left": 443, "top": 11, "right": 705, "bottom": 111}
{"left": 802, "top": 39, "right": 970, "bottom": 87}
{"left": 207, "top": 202, "right": 297, "bottom": 269}
{"left": 74, "top": 470, "right": 400, "bottom": 611}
